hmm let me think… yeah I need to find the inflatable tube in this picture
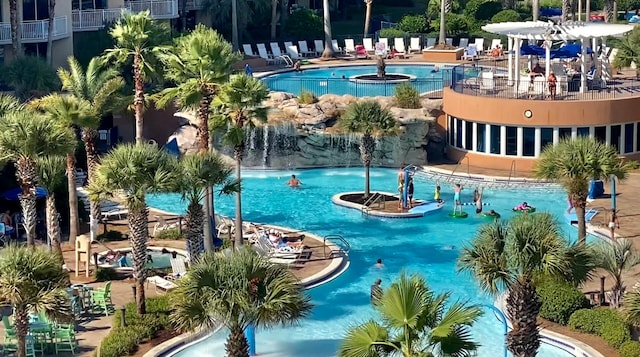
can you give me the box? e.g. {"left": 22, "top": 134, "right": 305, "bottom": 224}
{"left": 513, "top": 207, "right": 536, "bottom": 214}
{"left": 462, "top": 202, "right": 490, "bottom": 206}
{"left": 449, "top": 211, "right": 469, "bottom": 218}
{"left": 480, "top": 212, "right": 501, "bottom": 220}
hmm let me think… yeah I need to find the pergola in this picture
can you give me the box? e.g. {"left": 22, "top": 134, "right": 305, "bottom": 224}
{"left": 481, "top": 21, "right": 635, "bottom": 94}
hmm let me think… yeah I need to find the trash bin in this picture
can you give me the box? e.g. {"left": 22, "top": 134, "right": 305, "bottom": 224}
{"left": 589, "top": 180, "right": 604, "bottom": 199}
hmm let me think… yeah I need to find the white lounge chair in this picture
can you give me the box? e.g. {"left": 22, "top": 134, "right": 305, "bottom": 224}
{"left": 363, "top": 38, "right": 375, "bottom": 53}
{"left": 517, "top": 77, "right": 531, "bottom": 98}
{"left": 445, "top": 37, "right": 453, "bottom": 46}
{"left": 270, "top": 42, "right": 293, "bottom": 66}
{"left": 490, "top": 38, "right": 502, "bottom": 51}
{"left": 286, "top": 45, "right": 301, "bottom": 61}
{"left": 168, "top": 257, "right": 188, "bottom": 280}
{"left": 284, "top": 41, "right": 293, "bottom": 50}
{"left": 298, "top": 41, "right": 315, "bottom": 57}
{"left": 101, "top": 208, "right": 128, "bottom": 221}
{"left": 462, "top": 44, "right": 478, "bottom": 61}
{"left": 393, "top": 38, "right": 407, "bottom": 58}
{"left": 459, "top": 38, "right": 469, "bottom": 48}
{"left": 314, "top": 39, "right": 324, "bottom": 55}
{"left": 152, "top": 215, "right": 180, "bottom": 236}
{"left": 242, "top": 44, "right": 255, "bottom": 56}
{"left": 474, "top": 38, "right": 485, "bottom": 54}
{"left": 379, "top": 38, "right": 388, "bottom": 50}
{"left": 531, "top": 76, "right": 547, "bottom": 98}
{"left": 331, "top": 39, "right": 344, "bottom": 55}
{"left": 480, "top": 71, "right": 495, "bottom": 94}
{"left": 425, "top": 37, "right": 436, "bottom": 49}
{"left": 147, "top": 276, "right": 178, "bottom": 294}
{"left": 344, "top": 39, "right": 356, "bottom": 54}
{"left": 256, "top": 43, "right": 276, "bottom": 65}
{"left": 409, "top": 37, "right": 421, "bottom": 54}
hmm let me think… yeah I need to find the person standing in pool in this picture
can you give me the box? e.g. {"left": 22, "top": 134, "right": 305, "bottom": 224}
{"left": 434, "top": 185, "right": 442, "bottom": 203}
{"left": 287, "top": 175, "right": 301, "bottom": 187}
{"left": 475, "top": 187, "right": 484, "bottom": 214}
{"left": 370, "top": 279, "right": 383, "bottom": 305}
{"left": 453, "top": 184, "right": 463, "bottom": 215}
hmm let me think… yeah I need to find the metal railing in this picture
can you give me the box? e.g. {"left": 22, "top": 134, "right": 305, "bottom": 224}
{"left": 72, "top": 8, "right": 124, "bottom": 31}
{"left": 507, "top": 160, "right": 516, "bottom": 184}
{"left": 0, "top": 16, "right": 70, "bottom": 44}
{"left": 450, "top": 63, "right": 640, "bottom": 101}
{"left": 126, "top": 0, "right": 179, "bottom": 19}
{"left": 322, "top": 234, "right": 350, "bottom": 259}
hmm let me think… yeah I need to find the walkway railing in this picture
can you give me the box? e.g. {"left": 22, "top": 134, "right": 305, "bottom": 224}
{"left": 0, "top": 16, "right": 70, "bottom": 44}
{"left": 126, "top": 0, "right": 179, "bottom": 19}
{"left": 72, "top": 8, "right": 124, "bottom": 31}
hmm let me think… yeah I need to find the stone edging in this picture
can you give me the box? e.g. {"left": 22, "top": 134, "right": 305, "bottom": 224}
{"left": 331, "top": 191, "right": 426, "bottom": 218}
{"left": 495, "top": 294, "right": 604, "bottom": 357}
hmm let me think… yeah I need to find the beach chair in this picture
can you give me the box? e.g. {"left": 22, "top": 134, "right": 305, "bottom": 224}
{"left": 490, "top": 38, "right": 502, "bottom": 51}
{"left": 462, "top": 44, "right": 478, "bottom": 61}
{"left": 344, "top": 39, "right": 356, "bottom": 55}
{"left": 256, "top": 43, "right": 276, "bottom": 65}
{"left": 152, "top": 215, "right": 180, "bottom": 236}
{"left": 270, "top": 42, "right": 293, "bottom": 66}
{"left": 379, "top": 37, "right": 388, "bottom": 50}
{"left": 425, "top": 37, "right": 436, "bottom": 49}
{"left": 409, "top": 37, "right": 421, "bottom": 54}
{"left": 479, "top": 71, "right": 495, "bottom": 94}
{"left": 474, "top": 38, "right": 485, "bottom": 54}
{"left": 459, "top": 38, "right": 469, "bottom": 48}
{"left": 101, "top": 208, "right": 128, "bottom": 221}
{"left": 284, "top": 41, "right": 293, "bottom": 50}
{"left": 168, "top": 257, "right": 188, "bottom": 280}
{"left": 331, "top": 39, "right": 344, "bottom": 55}
{"left": 516, "top": 77, "right": 531, "bottom": 98}
{"left": 530, "top": 76, "right": 546, "bottom": 98}
{"left": 242, "top": 44, "right": 255, "bottom": 56}
{"left": 147, "top": 276, "right": 178, "bottom": 294}
{"left": 445, "top": 37, "right": 453, "bottom": 46}
{"left": 393, "top": 38, "right": 407, "bottom": 58}
{"left": 363, "top": 38, "right": 375, "bottom": 53}
{"left": 298, "top": 40, "right": 314, "bottom": 57}
{"left": 354, "top": 45, "right": 369, "bottom": 59}
{"left": 314, "top": 39, "right": 324, "bottom": 55}
{"left": 286, "top": 45, "right": 302, "bottom": 61}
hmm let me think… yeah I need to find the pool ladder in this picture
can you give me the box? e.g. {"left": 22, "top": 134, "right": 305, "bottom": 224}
{"left": 361, "top": 192, "right": 385, "bottom": 215}
{"left": 323, "top": 234, "right": 351, "bottom": 259}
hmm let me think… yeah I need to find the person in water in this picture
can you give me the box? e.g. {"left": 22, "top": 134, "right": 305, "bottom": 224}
{"left": 434, "top": 185, "right": 442, "bottom": 203}
{"left": 453, "top": 184, "right": 463, "bottom": 215}
{"left": 287, "top": 174, "right": 301, "bottom": 187}
{"left": 487, "top": 209, "right": 498, "bottom": 216}
{"left": 566, "top": 194, "right": 575, "bottom": 214}
{"left": 370, "top": 279, "right": 383, "bottom": 305}
{"left": 515, "top": 202, "right": 531, "bottom": 210}
{"left": 475, "top": 187, "right": 484, "bottom": 214}
{"left": 294, "top": 60, "right": 302, "bottom": 72}
{"left": 374, "top": 258, "right": 384, "bottom": 268}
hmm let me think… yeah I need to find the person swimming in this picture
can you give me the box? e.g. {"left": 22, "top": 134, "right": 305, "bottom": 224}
{"left": 515, "top": 202, "right": 531, "bottom": 210}
{"left": 286, "top": 174, "right": 301, "bottom": 187}
{"left": 374, "top": 258, "right": 384, "bottom": 268}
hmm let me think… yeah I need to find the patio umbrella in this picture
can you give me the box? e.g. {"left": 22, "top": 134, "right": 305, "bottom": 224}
{"left": 2, "top": 187, "right": 47, "bottom": 201}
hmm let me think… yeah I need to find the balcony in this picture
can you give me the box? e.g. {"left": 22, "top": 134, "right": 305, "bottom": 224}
{"left": 72, "top": 0, "right": 179, "bottom": 31}
{"left": 126, "top": 0, "right": 179, "bottom": 20}
{"left": 0, "top": 16, "right": 70, "bottom": 45}
{"left": 185, "top": 0, "right": 205, "bottom": 10}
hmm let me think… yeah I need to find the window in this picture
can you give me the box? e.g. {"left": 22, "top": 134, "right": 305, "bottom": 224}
{"left": 465, "top": 121, "right": 473, "bottom": 150}
{"left": 23, "top": 0, "right": 49, "bottom": 20}
{"left": 455, "top": 119, "right": 463, "bottom": 149}
{"left": 559, "top": 127, "right": 571, "bottom": 140}
{"left": 490, "top": 125, "right": 501, "bottom": 154}
{"left": 506, "top": 126, "right": 517, "bottom": 156}
{"left": 476, "top": 123, "right": 486, "bottom": 152}
{"left": 577, "top": 127, "right": 590, "bottom": 137}
{"left": 448, "top": 116, "right": 454, "bottom": 145}
{"left": 523, "top": 127, "right": 535, "bottom": 157}
{"left": 625, "top": 123, "right": 634, "bottom": 153}
{"left": 595, "top": 126, "right": 606, "bottom": 142}
{"left": 540, "top": 128, "right": 553, "bottom": 151}
{"left": 610, "top": 125, "right": 621, "bottom": 152}
{"left": 73, "top": 0, "right": 107, "bottom": 10}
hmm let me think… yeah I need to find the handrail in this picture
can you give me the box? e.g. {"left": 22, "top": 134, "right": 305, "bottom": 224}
{"left": 447, "top": 156, "right": 470, "bottom": 182}
{"left": 507, "top": 160, "right": 516, "bottom": 185}
{"left": 362, "top": 192, "right": 380, "bottom": 207}
{"left": 323, "top": 234, "right": 350, "bottom": 259}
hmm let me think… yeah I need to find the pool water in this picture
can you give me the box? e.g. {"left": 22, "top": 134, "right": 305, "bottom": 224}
{"left": 104, "top": 250, "right": 178, "bottom": 270}
{"left": 260, "top": 65, "right": 448, "bottom": 97}
{"left": 147, "top": 168, "right": 586, "bottom": 357}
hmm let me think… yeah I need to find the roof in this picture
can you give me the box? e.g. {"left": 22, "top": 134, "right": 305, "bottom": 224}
{"left": 482, "top": 21, "right": 635, "bottom": 40}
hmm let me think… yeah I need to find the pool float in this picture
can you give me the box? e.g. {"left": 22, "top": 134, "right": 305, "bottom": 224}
{"left": 513, "top": 207, "right": 536, "bottom": 214}
{"left": 480, "top": 212, "right": 501, "bottom": 220}
{"left": 448, "top": 211, "right": 469, "bottom": 218}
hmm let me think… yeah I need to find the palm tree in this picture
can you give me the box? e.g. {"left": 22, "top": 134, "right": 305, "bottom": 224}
{"left": 561, "top": 0, "right": 570, "bottom": 22}
{"left": 46, "top": 0, "right": 55, "bottom": 65}
{"left": 171, "top": 248, "right": 313, "bottom": 357}
{"left": 103, "top": 11, "right": 169, "bottom": 145}
{"left": 88, "top": 144, "right": 177, "bottom": 314}
{"left": 339, "top": 101, "right": 397, "bottom": 198}
{"left": 0, "top": 111, "right": 76, "bottom": 246}
{"left": 3, "top": 56, "right": 59, "bottom": 101}
{"left": 438, "top": 0, "right": 447, "bottom": 45}
{"left": 270, "top": 0, "right": 278, "bottom": 39}
{"left": 534, "top": 137, "right": 632, "bottom": 244}
{"left": 624, "top": 286, "right": 640, "bottom": 323}
{"left": 58, "top": 56, "right": 125, "bottom": 241}
{"left": 592, "top": 238, "right": 640, "bottom": 308}
{"left": 458, "top": 213, "right": 594, "bottom": 357}
{"left": 364, "top": 0, "right": 373, "bottom": 35}
{"left": 0, "top": 94, "right": 23, "bottom": 117}
{"left": 174, "top": 152, "right": 236, "bottom": 260}
{"left": 201, "top": 0, "right": 269, "bottom": 50}
{"left": 340, "top": 272, "right": 482, "bottom": 357}
{"left": 0, "top": 245, "right": 72, "bottom": 357}
{"left": 215, "top": 74, "right": 268, "bottom": 248}
{"left": 36, "top": 156, "right": 71, "bottom": 264}
{"left": 321, "top": 0, "right": 335, "bottom": 59}
{"left": 29, "top": 94, "right": 94, "bottom": 247}
{"left": 9, "top": 0, "right": 21, "bottom": 57}
{"left": 613, "top": 27, "right": 640, "bottom": 76}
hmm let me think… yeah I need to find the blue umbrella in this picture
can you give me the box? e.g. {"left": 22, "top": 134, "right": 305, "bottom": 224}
{"left": 2, "top": 187, "right": 48, "bottom": 201}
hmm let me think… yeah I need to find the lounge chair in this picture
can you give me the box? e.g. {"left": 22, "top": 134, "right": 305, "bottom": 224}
{"left": 354, "top": 45, "right": 369, "bottom": 59}
{"left": 490, "top": 38, "right": 502, "bottom": 51}
{"left": 479, "top": 71, "right": 495, "bottom": 94}
{"left": 530, "top": 76, "right": 546, "bottom": 98}
{"left": 101, "top": 208, "right": 128, "bottom": 221}
{"left": 256, "top": 43, "right": 276, "bottom": 65}
{"left": 474, "top": 38, "right": 485, "bottom": 54}
{"left": 147, "top": 276, "right": 178, "bottom": 294}
{"left": 445, "top": 37, "right": 453, "bottom": 46}
{"left": 379, "top": 38, "right": 388, "bottom": 51}
{"left": 459, "top": 38, "right": 469, "bottom": 48}
{"left": 363, "top": 38, "right": 375, "bottom": 54}
{"left": 344, "top": 39, "right": 356, "bottom": 55}
{"left": 152, "top": 215, "right": 180, "bottom": 236}
{"left": 270, "top": 42, "right": 293, "bottom": 66}
{"left": 517, "top": 77, "right": 531, "bottom": 98}
{"left": 462, "top": 44, "right": 478, "bottom": 61}
{"left": 424, "top": 37, "right": 436, "bottom": 49}
{"left": 392, "top": 38, "right": 407, "bottom": 58}
{"left": 298, "top": 40, "right": 314, "bottom": 57}
{"left": 314, "top": 39, "right": 324, "bottom": 55}
{"left": 409, "top": 37, "right": 421, "bottom": 54}
{"left": 168, "top": 257, "right": 188, "bottom": 280}
{"left": 331, "top": 39, "right": 344, "bottom": 55}
{"left": 242, "top": 44, "right": 255, "bottom": 56}
{"left": 286, "top": 45, "right": 302, "bottom": 61}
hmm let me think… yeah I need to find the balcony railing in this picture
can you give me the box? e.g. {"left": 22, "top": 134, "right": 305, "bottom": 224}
{"left": 72, "top": 8, "right": 124, "bottom": 31}
{"left": 0, "top": 16, "right": 70, "bottom": 45}
{"left": 126, "top": 0, "right": 179, "bottom": 19}
{"left": 185, "top": 0, "right": 205, "bottom": 10}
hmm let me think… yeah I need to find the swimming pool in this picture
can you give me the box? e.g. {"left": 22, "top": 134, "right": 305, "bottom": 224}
{"left": 260, "top": 65, "right": 449, "bottom": 97}
{"left": 147, "top": 168, "right": 587, "bottom": 357}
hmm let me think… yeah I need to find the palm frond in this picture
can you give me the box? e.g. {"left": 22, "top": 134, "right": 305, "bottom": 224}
{"left": 339, "top": 320, "right": 395, "bottom": 357}
{"left": 35, "top": 156, "right": 67, "bottom": 192}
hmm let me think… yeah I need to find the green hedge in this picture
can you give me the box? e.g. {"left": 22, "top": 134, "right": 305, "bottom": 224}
{"left": 568, "top": 308, "right": 631, "bottom": 349}
{"left": 96, "top": 296, "right": 173, "bottom": 357}
{"left": 537, "top": 280, "right": 590, "bottom": 325}
{"left": 620, "top": 341, "right": 640, "bottom": 357}
{"left": 154, "top": 227, "right": 184, "bottom": 240}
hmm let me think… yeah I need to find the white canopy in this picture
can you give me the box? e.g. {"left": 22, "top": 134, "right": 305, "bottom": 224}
{"left": 482, "top": 21, "right": 634, "bottom": 40}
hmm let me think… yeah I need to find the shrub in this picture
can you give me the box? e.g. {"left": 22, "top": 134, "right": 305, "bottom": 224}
{"left": 464, "top": 0, "right": 503, "bottom": 21}
{"left": 394, "top": 83, "right": 421, "bottom": 109}
{"left": 379, "top": 28, "right": 408, "bottom": 39}
{"left": 154, "top": 227, "right": 184, "bottom": 240}
{"left": 601, "top": 318, "right": 631, "bottom": 348}
{"left": 491, "top": 10, "right": 521, "bottom": 23}
{"left": 284, "top": 8, "right": 322, "bottom": 39}
{"left": 568, "top": 308, "right": 631, "bottom": 349}
{"left": 398, "top": 15, "right": 428, "bottom": 33}
{"left": 620, "top": 341, "right": 640, "bottom": 357}
{"left": 94, "top": 268, "right": 118, "bottom": 282}
{"left": 537, "top": 280, "right": 589, "bottom": 325}
{"left": 433, "top": 14, "right": 469, "bottom": 36}
{"left": 97, "top": 295, "right": 173, "bottom": 357}
{"left": 298, "top": 91, "right": 318, "bottom": 104}
{"left": 97, "top": 230, "right": 125, "bottom": 242}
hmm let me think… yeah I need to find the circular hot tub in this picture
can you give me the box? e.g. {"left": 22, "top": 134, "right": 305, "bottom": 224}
{"left": 97, "top": 246, "right": 188, "bottom": 273}
{"left": 348, "top": 73, "right": 417, "bottom": 84}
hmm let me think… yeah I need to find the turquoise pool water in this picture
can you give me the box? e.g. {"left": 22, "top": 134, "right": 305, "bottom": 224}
{"left": 260, "top": 65, "right": 448, "bottom": 97}
{"left": 147, "top": 168, "right": 584, "bottom": 357}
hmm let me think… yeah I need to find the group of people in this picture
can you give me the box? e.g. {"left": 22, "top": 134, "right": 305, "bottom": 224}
{"left": 397, "top": 167, "right": 415, "bottom": 210}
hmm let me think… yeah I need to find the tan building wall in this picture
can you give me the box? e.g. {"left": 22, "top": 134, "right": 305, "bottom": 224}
{"left": 114, "top": 105, "right": 182, "bottom": 145}
{"left": 108, "top": 0, "right": 126, "bottom": 8}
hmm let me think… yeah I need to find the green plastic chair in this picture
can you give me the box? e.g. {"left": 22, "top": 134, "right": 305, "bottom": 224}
{"left": 90, "top": 281, "right": 113, "bottom": 316}
{"left": 53, "top": 324, "right": 76, "bottom": 355}
{"left": 1, "top": 316, "right": 17, "bottom": 356}
{"left": 25, "top": 335, "right": 37, "bottom": 357}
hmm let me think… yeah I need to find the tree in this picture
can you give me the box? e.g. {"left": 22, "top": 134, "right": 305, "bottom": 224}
{"left": 215, "top": 74, "right": 269, "bottom": 248}
{"left": 170, "top": 248, "right": 312, "bottom": 357}
{"left": 270, "top": 0, "right": 278, "bottom": 39}
{"left": 36, "top": 156, "right": 71, "bottom": 265}
{"left": 321, "top": 0, "right": 335, "bottom": 59}
{"left": 534, "top": 137, "right": 632, "bottom": 244}
{"left": 438, "top": 0, "right": 448, "bottom": 45}
{"left": 2, "top": 56, "right": 59, "bottom": 101}
{"left": 458, "top": 213, "right": 594, "bottom": 357}
{"left": 624, "top": 286, "right": 640, "bottom": 324}
{"left": 0, "top": 111, "right": 76, "bottom": 246}
{"left": 8, "top": 0, "right": 21, "bottom": 57}
{"left": 103, "top": 11, "right": 169, "bottom": 145}
{"left": 174, "top": 152, "right": 236, "bottom": 260}
{"left": 0, "top": 245, "right": 72, "bottom": 357}
{"left": 339, "top": 101, "right": 397, "bottom": 198}
{"left": 202, "top": 0, "right": 270, "bottom": 50}
{"left": 364, "top": 0, "right": 373, "bottom": 35}
{"left": 592, "top": 238, "right": 640, "bottom": 308}
{"left": 58, "top": 56, "right": 125, "bottom": 242}
{"left": 340, "top": 272, "right": 481, "bottom": 357}
{"left": 88, "top": 144, "right": 177, "bottom": 314}
{"left": 613, "top": 27, "right": 640, "bottom": 75}
{"left": 29, "top": 94, "right": 95, "bottom": 247}
{"left": 46, "top": 0, "right": 55, "bottom": 65}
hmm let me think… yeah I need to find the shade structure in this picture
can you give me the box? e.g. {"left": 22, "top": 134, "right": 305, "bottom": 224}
{"left": 482, "top": 21, "right": 634, "bottom": 40}
{"left": 2, "top": 187, "right": 47, "bottom": 201}
{"left": 520, "top": 44, "right": 592, "bottom": 58}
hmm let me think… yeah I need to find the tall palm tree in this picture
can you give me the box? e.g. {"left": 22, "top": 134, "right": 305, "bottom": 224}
{"left": 340, "top": 272, "right": 482, "bottom": 357}
{"left": 438, "top": 0, "right": 447, "bottom": 45}
{"left": 364, "top": 0, "right": 373, "bottom": 35}
{"left": 88, "top": 144, "right": 177, "bottom": 314}
{"left": 321, "top": 0, "right": 335, "bottom": 59}
{"left": 58, "top": 56, "right": 125, "bottom": 241}
{"left": 29, "top": 94, "right": 94, "bottom": 247}
{"left": 9, "top": 0, "right": 21, "bottom": 57}
{"left": 171, "top": 248, "right": 313, "bottom": 357}
{"left": 458, "top": 213, "right": 594, "bottom": 357}
{"left": 592, "top": 238, "right": 640, "bottom": 308}
{"left": 36, "top": 156, "right": 71, "bottom": 264}
{"left": 270, "top": 0, "right": 278, "bottom": 39}
{"left": 534, "top": 137, "right": 632, "bottom": 244}
{"left": 339, "top": 101, "right": 397, "bottom": 198}
{"left": 215, "top": 74, "right": 268, "bottom": 248}
{"left": 174, "top": 152, "right": 236, "bottom": 260}
{"left": 612, "top": 27, "right": 640, "bottom": 75}
{"left": 0, "top": 111, "right": 76, "bottom": 246}
{"left": 624, "top": 286, "right": 640, "bottom": 323}
{"left": 562, "top": 0, "right": 571, "bottom": 22}
{"left": 46, "top": 0, "right": 55, "bottom": 65}
{"left": 0, "top": 245, "right": 72, "bottom": 357}
{"left": 202, "top": 0, "right": 269, "bottom": 50}
{"left": 103, "top": 11, "right": 169, "bottom": 145}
